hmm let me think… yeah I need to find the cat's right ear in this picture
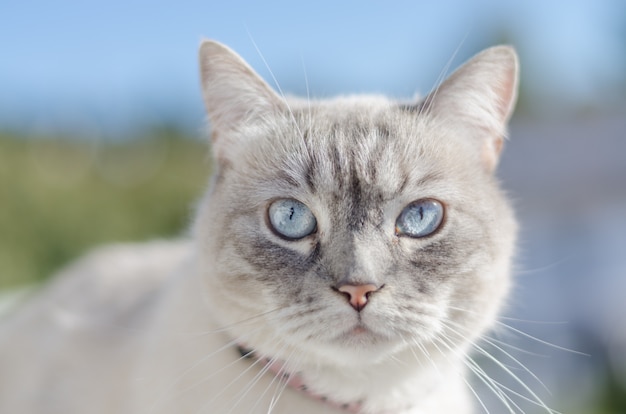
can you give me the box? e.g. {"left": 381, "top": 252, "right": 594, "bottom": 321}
{"left": 199, "top": 40, "right": 284, "bottom": 161}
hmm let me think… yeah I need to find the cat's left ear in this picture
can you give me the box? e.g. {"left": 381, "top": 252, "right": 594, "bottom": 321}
{"left": 423, "top": 46, "right": 519, "bottom": 172}
{"left": 198, "top": 40, "right": 285, "bottom": 161}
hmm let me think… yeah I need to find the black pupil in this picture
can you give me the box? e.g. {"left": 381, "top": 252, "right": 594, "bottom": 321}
{"left": 289, "top": 207, "right": 295, "bottom": 220}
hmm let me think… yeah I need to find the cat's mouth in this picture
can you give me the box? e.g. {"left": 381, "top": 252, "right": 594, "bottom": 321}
{"left": 350, "top": 325, "right": 368, "bottom": 335}
{"left": 334, "top": 321, "right": 389, "bottom": 346}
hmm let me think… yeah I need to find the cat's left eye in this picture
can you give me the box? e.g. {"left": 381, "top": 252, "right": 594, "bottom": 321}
{"left": 267, "top": 198, "right": 317, "bottom": 240}
{"left": 395, "top": 199, "right": 444, "bottom": 238}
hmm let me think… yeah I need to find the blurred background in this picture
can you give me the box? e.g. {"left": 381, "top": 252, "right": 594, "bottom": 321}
{"left": 1, "top": 0, "right": 625, "bottom": 412}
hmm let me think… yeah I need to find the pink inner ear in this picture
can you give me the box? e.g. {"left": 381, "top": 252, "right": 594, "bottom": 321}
{"left": 495, "top": 64, "right": 518, "bottom": 123}
{"left": 482, "top": 50, "right": 518, "bottom": 172}
{"left": 493, "top": 135, "right": 504, "bottom": 156}
{"left": 482, "top": 135, "right": 504, "bottom": 172}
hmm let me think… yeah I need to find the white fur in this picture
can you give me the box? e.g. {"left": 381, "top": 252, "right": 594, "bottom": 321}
{"left": 0, "top": 41, "right": 520, "bottom": 414}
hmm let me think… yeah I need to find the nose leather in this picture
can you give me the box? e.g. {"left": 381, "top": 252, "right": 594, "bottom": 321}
{"left": 336, "top": 283, "right": 380, "bottom": 311}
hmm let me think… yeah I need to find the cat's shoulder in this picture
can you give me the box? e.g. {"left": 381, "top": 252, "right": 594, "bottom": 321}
{"left": 1, "top": 239, "right": 193, "bottom": 332}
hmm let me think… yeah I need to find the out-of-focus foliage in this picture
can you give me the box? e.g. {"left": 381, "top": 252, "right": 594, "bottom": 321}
{"left": 0, "top": 129, "right": 209, "bottom": 289}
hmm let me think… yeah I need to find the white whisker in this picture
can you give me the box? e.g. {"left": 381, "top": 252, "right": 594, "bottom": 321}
{"left": 400, "top": 334, "right": 426, "bottom": 369}
{"left": 445, "top": 325, "right": 557, "bottom": 413}
{"left": 147, "top": 336, "right": 241, "bottom": 412}
{"left": 189, "top": 307, "right": 286, "bottom": 337}
{"left": 300, "top": 53, "right": 313, "bottom": 136}
{"left": 267, "top": 352, "right": 303, "bottom": 413}
{"left": 494, "top": 320, "right": 588, "bottom": 357}
{"left": 222, "top": 341, "right": 291, "bottom": 414}
{"left": 514, "top": 255, "right": 573, "bottom": 276}
{"left": 432, "top": 335, "right": 517, "bottom": 414}
{"left": 192, "top": 340, "right": 284, "bottom": 414}
{"left": 448, "top": 305, "right": 588, "bottom": 356}
{"left": 246, "top": 346, "right": 298, "bottom": 414}
{"left": 443, "top": 318, "right": 551, "bottom": 394}
{"left": 419, "top": 34, "right": 468, "bottom": 116}
{"left": 245, "top": 29, "right": 306, "bottom": 144}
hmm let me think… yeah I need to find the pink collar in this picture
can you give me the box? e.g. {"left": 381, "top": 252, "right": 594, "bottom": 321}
{"left": 237, "top": 345, "right": 365, "bottom": 413}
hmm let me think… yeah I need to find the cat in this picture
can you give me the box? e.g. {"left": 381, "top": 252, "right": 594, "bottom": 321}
{"left": 0, "top": 40, "right": 521, "bottom": 414}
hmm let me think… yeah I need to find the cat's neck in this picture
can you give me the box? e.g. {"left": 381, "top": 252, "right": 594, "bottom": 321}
{"left": 144, "top": 260, "right": 473, "bottom": 414}
{"left": 279, "top": 345, "right": 468, "bottom": 413}
{"left": 224, "top": 313, "right": 471, "bottom": 413}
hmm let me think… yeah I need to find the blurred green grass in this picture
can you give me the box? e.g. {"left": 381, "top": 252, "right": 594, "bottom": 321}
{"left": 0, "top": 128, "right": 210, "bottom": 289}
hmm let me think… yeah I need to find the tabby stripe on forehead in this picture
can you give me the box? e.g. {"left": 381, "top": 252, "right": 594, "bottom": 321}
{"left": 303, "top": 138, "right": 318, "bottom": 192}
{"left": 304, "top": 159, "right": 317, "bottom": 192}
{"left": 347, "top": 160, "right": 367, "bottom": 231}
{"left": 331, "top": 146, "right": 344, "bottom": 186}
{"left": 366, "top": 123, "right": 392, "bottom": 182}
{"left": 278, "top": 170, "right": 303, "bottom": 188}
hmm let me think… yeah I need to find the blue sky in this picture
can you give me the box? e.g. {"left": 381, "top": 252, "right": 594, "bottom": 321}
{"left": 1, "top": 0, "right": 624, "bottom": 135}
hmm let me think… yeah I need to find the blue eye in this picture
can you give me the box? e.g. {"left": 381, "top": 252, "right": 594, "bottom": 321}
{"left": 268, "top": 199, "right": 317, "bottom": 240}
{"left": 396, "top": 199, "right": 444, "bottom": 238}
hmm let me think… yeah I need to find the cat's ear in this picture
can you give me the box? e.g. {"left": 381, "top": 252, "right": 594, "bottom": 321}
{"left": 423, "top": 46, "right": 519, "bottom": 172}
{"left": 198, "top": 40, "right": 285, "bottom": 159}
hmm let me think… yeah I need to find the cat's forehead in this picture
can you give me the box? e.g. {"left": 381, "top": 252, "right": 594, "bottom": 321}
{"left": 291, "top": 96, "right": 404, "bottom": 132}
{"left": 292, "top": 101, "right": 445, "bottom": 179}
{"left": 260, "top": 101, "right": 454, "bottom": 204}
{"left": 231, "top": 97, "right": 477, "bottom": 218}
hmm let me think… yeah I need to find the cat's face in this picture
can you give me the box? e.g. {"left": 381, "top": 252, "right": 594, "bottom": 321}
{"left": 195, "top": 41, "right": 518, "bottom": 366}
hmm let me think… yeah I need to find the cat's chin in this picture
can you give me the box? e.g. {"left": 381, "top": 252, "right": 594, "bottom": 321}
{"left": 333, "top": 322, "right": 389, "bottom": 345}
{"left": 294, "top": 323, "right": 406, "bottom": 366}
{"left": 321, "top": 340, "right": 404, "bottom": 367}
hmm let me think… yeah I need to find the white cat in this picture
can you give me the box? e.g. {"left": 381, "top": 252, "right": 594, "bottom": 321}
{"left": 0, "top": 40, "right": 520, "bottom": 413}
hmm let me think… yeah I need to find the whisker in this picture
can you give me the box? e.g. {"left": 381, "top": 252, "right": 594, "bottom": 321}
{"left": 151, "top": 324, "right": 277, "bottom": 411}
{"left": 443, "top": 324, "right": 557, "bottom": 414}
{"left": 147, "top": 336, "right": 242, "bottom": 412}
{"left": 438, "top": 317, "right": 562, "bottom": 413}
{"left": 419, "top": 34, "right": 468, "bottom": 117}
{"left": 387, "top": 353, "right": 406, "bottom": 367}
{"left": 400, "top": 334, "right": 425, "bottom": 369}
{"left": 415, "top": 340, "right": 443, "bottom": 380}
{"left": 246, "top": 345, "right": 297, "bottom": 414}
{"left": 299, "top": 53, "right": 313, "bottom": 136}
{"left": 44, "top": 305, "right": 279, "bottom": 339}
{"left": 479, "top": 332, "right": 550, "bottom": 358}
{"left": 443, "top": 318, "right": 551, "bottom": 394}
{"left": 222, "top": 340, "right": 291, "bottom": 414}
{"left": 448, "top": 305, "right": 588, "bottom": 356}
{"left": 194, "top": 307, "right": 286, "bottom": 337}
{"left": 514, "top": 255, "right": 573, "bottom": 276}
{"left": 465, "top": 359, "right": 524, "bottom": 413}
{"left": 476, "top": 336, "right": 550, "bottom": 394}
{"left": 467, "top": 364, "right": 521, "bottom": 413}
{"left": 267, "top": 351, "right": 302, "bottom": 413}
{"left": 245, "top": 29, "right": 306, "bottom": 144}
{"left": 493, "top": 320, "right": 589, "bottom": 356}
{"left": 459, "top": 343, "right": 559, "bottom": 413}
{"left": 432, "top": 335, "right": 517, "bottom": 414}
{"left": 462, "top": 375, "right": 493, "bottom": 414}
{"left": 192, "top": 340, "right": 284, "bottom": 414}
{"left": 496, "top": 316, "right": 568, "bottom": 325}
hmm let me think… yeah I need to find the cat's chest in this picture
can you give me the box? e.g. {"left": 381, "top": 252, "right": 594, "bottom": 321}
{"left": 135, "top": 329, "right": 346, "bottom": 414}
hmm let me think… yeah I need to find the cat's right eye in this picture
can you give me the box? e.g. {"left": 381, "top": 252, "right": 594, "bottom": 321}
{"left": 267, "top": 198, "right": 317, "bottom": 240}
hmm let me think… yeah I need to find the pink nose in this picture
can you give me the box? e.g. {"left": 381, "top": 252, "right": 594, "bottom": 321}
{"left": 336, "top": 283, "right": 380, "bottom": 311}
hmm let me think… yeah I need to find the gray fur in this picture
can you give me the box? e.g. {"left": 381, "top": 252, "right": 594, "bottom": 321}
{"left": 194, "top": 41, "right": 520, "bottom": 412}
{"left": 0, "top": 40, "right": 521, "bottom": 414}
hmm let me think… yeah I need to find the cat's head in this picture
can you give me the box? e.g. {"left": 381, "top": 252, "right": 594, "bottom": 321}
{"left": 194, "top": 40, "right": 518, "bottom": 366}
